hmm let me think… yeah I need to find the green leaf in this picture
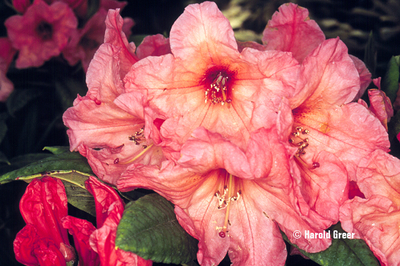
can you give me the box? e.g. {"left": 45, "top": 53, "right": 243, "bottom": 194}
{"left": 381, "top": 55, "right": 400, "bottom": 103}
{"left": 6, "top": 88, "right": 43, "bottom": 116}
{"left": 116, "top": 193, "right": 198, "bottom": 264}
{"left": 0, "top": 114, "right": 8, "bottom": 144}
{"left": 0, "top": 151, "right": 93, "bottom": 184}
{"left": 0, "top": 151, "right": 10, "bottom": 165}
{"left": 43, "top": 146, "right": 71, "bottom": 155}
{"left": 283, "top": 223, "right": 379, "bottom": 266}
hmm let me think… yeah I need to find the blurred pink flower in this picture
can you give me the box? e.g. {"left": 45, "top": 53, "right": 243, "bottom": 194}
{"left": 63, "top": 9, "right": 165, "bottom": 185}
{"left": 340, "top": 150, "right": 400, "bottom": 266}
{"left": 5, "top": 0, "right": 77, "bottom": 68}
{"left": 0, "top": 38, "right": 16, "bottom": 101}
{"left": 62, "top": 6, "right": 134, "bottom": 72}
{"left": 12, "top": 0, "right": 31, "bottom": 13}
{"left": 13, "top": 177, "right": 76, "bottom": 265}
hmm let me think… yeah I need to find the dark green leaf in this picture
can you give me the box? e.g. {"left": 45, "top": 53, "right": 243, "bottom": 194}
{"left": 0, "top": 153, "right": 52, "bottom": 176}
{"left": 0, "top": 117, "right": 8, "bottom": 144}
{"left": 6, "top": 88, "right": 43, "bottom": 116}
{"left": 116, "top": 193, "right": 198, "bottom": 264}
{"left": 0, "top": 151, "right": 93, "bottom": 184}
{"left": 0, "top": 151, "right": 9, "bottom": 165}
{"left": 283, "top": 223, "right": 379, "bottom": 266}
{"left": 43, "top": 146, "right": 71, "bottom": 155}
{"left": 381, "top": 55, "right": 400, "bottom": 103}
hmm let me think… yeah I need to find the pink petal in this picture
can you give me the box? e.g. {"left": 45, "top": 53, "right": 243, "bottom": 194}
{"left": 293, "top": 102, "right": 390, "bottom": 181}
{"left": 63, "top": 96, "right": 163, "bottom": 185}
{"left": 350, "top": 55, "right": 372, "bottom": 100}
{"left": 367, "top": 89, "right": 394, "bottom": 131}
{"left": 262, "top": 3, "right": 325, "bottom": 63}
{"left": 136, "top": 34, "right": 171, "bottom": 59}
{"left": 85, "top": 43, "right": 125, "bottom": 103}
{"left": 104, "top": 9, "right": 138, "bottom": 77}
{"left": 169, "top": 1, "right": 238, "bottom": 60}
{"left": 340, "top": 196, "right": 400, "bottom": 266}
{"left": 292, "top": 151, "right": 348, "bottom": 223}
{"left": 291, "top": 38, "right": 361, "bottom": 109}
{"left": 117, "top": 163, "right": 331, "bottom": 266}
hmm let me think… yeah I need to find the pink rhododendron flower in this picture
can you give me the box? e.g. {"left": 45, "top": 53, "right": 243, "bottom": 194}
{"left": 118, "top": 145, "right": 331, "bottom": 266}
{"left": 340, "top": 150, "right": 400, "bottom": 266}
{"left": 86, "top": 176, "right": 152, "bottom": 266}
{"left": 286, "top": 38, "right": 390, "bottom": 223}
{"left": 118, "top": 1, "right": 299, "bottom": 168}
{"left": 13, "top": 177, "right": 75, "bottom": 265}
{"left": 114, "top": 3, "right": 336, "bottom": 265}
{"left": 5, "top": 0, "right": 77, "bottom": 68}
{"left": 63, "top": 9, "right": 165, "bottom": 185}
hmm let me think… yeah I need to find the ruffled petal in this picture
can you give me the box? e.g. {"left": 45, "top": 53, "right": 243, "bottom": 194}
{"left": 293, "top": 102, "right": 389, "bottom": 181}
{"left": 293, "top": 151, "right": 348, "bottom": 223}
{"left": 169, "top": 1, "right": 238, "bottom": 61}
{"left": 291, "top": 38, "right": 361, "bottom": 109}
{"left": 104, "top": 9, "right": 138, "bottom": 77}
{"left": 136, "top": 34, "right": 171, "bottom": 59}
{"left": 367, "top": 89, "right": 393, "bottom": 131}
{"left": 262, "top": 3, "right": 325, "bottom": 63}
{"left": 340, "top": 196, "right": 400, "bottom": 266}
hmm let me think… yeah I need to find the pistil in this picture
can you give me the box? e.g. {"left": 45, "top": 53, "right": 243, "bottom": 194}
{"left": 215, "top": 174, "right": 241, "bottom": 238}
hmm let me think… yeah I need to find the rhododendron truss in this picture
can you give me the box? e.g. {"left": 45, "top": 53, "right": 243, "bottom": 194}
{"left": 63, "top": 9, "right": 168, "bottom": 185}
{"left": 114, "top": 2, "right": 335, "bottom": 266}
{"left": 261, "top": 3, "right": 390, "bottom": 224}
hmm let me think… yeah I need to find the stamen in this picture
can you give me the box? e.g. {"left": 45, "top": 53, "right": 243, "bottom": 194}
{"left": 119, "top": 144, "right": 154, "bottom": 165}
{"left": 290, "top": 127, "right": 318, "bottom": 170}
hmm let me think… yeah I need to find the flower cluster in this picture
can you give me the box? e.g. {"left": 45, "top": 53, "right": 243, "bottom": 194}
{"left": 0, "top": 0, "right": 134, "bottom": 101}
{"left": 56, "top": 1, "right": 397, "bottom": 266}
{"left": 14, "top": 176, "right": 151, "bottom": 266}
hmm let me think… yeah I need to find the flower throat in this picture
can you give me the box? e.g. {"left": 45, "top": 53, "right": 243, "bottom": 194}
{"left": 202, "top": 66, "right": 235, "bottom": 106}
